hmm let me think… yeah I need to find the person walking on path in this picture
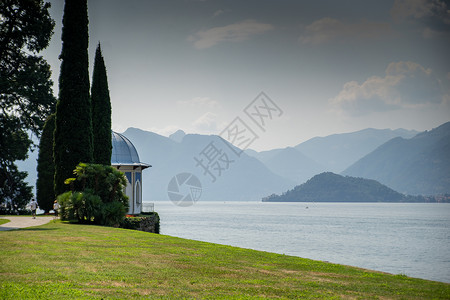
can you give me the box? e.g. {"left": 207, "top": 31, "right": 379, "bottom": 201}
{"left": 53, "top": 200, "right": 60, "bottom": 219}
{"left": 30, "top": 199, "right": 38, "bottom": 219}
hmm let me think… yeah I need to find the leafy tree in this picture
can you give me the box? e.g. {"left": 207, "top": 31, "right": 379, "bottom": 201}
{"left": 54, "top": 0, "right": 93, "bottom": 196}
{"left": 0, "top": 116, "right": 33, "bottom": 213}
{"left": 0, "top": 0, "right": 56, "bottom": 209}
{"left": 91, "top": 43, "right": 112, "bottom": 165}
{"left": 58, "top": 163, "right": 129, "bottom": 226}
{"left": 36, "top": 113, "right": 55, "bottom": 213}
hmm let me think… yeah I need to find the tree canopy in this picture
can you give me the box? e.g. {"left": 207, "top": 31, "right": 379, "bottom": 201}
{"left": 0, "top": 0, "right": 56, "bottom": 212}
{"left": 91, "top": 43, "right": 112, "bottom": 165}
{"left": 36, "top": 113, "right": 56, "bottom": 213}
{"left": 54, "top": 0, "right": 93, "bottom": 196}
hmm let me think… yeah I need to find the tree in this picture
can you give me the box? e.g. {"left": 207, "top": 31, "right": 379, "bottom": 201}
{"left": 0, "top": 115, "right": 33, "bottom": 213}
{"left": 36, "top": 113, "right": 55, "bottom": 213}
{"left": 91, "top": 43, "right": 112, "bottom": 165}
{"left": 54, "top": 0, "right": 93, "bottom": 196}
{"left": 0, "top": 0, "right": 56, "bottom": 211}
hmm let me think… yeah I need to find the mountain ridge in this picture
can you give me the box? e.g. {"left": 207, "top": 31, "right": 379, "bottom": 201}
{"left": 342, "top": 122, "right": 450, "bottom": 195}
{"left": 262, "top": 172, "right": 431, "bottom": 203}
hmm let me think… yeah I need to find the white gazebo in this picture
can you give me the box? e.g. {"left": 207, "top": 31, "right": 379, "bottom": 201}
{"left": 111, "top": 131, "right": 151, "bottom": 215}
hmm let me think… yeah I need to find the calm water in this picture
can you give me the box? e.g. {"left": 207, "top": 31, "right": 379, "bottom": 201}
{"left": 144, "top": 201, "right": 450, "bottom": 283}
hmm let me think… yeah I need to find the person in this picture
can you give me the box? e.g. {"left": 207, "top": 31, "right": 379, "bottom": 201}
{"left": 30, "top": 199, "right": 38, "bottom": 219}
{"left": 53, "top": 200, "right": 60, "bottom": 219}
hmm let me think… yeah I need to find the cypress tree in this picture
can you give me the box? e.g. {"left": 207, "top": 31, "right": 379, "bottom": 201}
{"left": 54, "top": 0, "right": 93, "bottom": 195}
{"left": 91, "top": 43, "right": 112, "bottom": 165}
{"left": 36, "top": 114, "right": 56, "bottom": 213}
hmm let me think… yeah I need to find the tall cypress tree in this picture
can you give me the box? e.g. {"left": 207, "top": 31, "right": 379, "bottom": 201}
{"left": 54, "top": 0, "right": 93, "bottom": 195}
{"left": 91, "top": 43, "right": 112, "bottom": 165}
{"left": 36, "top": 113, "right": 56, "bottom": 213}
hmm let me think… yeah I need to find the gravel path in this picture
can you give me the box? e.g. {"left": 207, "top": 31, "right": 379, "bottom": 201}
{"left": 0, "top": 216, "right": 54, "bottom": 231}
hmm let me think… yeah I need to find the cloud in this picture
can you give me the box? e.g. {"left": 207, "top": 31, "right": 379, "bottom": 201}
{"left": 212, "top": 9, "right": 230, "bottom": 18}
{"left": 192, "top": 112, "right": 220, "bottom": 132}
{"left": 391, "top": 0, "right": 450, "bottom": 36}
{"left": 330, "top": 61, "right": 445, "bottom": 115}
{"left": 391, "top": 0, "right": 449, "bottom": 20}
{"left": 188, "top": 19, "right": 274, "bottom": 49}
{"left": 177, "top": 97, "right": 220, "bottom": 108}
{"left": 300, "top": 17, "right": 392, "bottom": 45}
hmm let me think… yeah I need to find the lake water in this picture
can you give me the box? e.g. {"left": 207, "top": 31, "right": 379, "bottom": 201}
{"left": 143, "top": 201, "right": 450, "bottom": 283}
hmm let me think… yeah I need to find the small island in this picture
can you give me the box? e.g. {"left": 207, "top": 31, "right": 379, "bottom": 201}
{"left": 262, "top": 172, "right": 441, "bottom": 202}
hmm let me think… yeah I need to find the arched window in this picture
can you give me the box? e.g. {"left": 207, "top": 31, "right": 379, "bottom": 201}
{"left": 135, "top": 180, "right": 141, "bottom": 204}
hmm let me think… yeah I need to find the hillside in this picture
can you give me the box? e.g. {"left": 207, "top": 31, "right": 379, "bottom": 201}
{"left": 123, "top": 128, "right": 294, "bottom": 202}
{"left": 343, "top": 122, "right": 450, "bottom": 195}
{"left": 263, "top": 172, "right": 423, "bottom": 202}
{"left": 295, "top": 128, "right": 417, "bottom": 173}
{"left": 246, "top": 147, "right": 326, "bottom": 184}
{"left": 246, "top": 127, "right": 417, "bottom": 184}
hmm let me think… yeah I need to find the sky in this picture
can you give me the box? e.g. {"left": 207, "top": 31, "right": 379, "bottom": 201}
{"left": 41, "top": 0, "right": 450, "bottom": 151}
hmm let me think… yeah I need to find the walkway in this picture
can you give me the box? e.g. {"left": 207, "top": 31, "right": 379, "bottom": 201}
{"left": 0, "top": 216, "right": 54, "bottom": 231}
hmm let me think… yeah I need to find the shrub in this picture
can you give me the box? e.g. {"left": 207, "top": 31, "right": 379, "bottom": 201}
{"left": 58, "top": 163, "right": 128, "bottom": 226}
{"left": 120, "top": 212, "right": 160, "bottom": 234}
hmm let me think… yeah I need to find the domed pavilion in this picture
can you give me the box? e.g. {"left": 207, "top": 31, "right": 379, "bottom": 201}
{"left": 111, "top": 131, "right": 151, "bottom": 215}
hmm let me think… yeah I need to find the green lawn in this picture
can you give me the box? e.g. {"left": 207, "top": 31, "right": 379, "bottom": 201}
{"left": 1, "top": 221, "right": 449, "bottom": 299}
{"left": 0, "top": 219, "right": 10, "bottom": 225}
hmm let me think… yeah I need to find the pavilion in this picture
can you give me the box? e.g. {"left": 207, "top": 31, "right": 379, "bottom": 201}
{"left": 111, "top": 131, "right": 151, "bottom": 215}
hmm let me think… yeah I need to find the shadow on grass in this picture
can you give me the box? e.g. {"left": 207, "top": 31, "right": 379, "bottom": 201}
{"left": 17, "top": 227, "right": 58, "bottom": 231}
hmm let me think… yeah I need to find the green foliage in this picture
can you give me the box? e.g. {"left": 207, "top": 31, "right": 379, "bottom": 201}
{"left": 58, "top": 190, "right": 102, "bottom": 223}
{"left": 0, "top": 0, "right": 56, "bottom": 210}
{"left": 0, "top": 117, "right": 33, "bottom": 213}
{"left": 91, "top": 43, "right": 112, "bottom": 165}
{"left": 0, "top": 0, "right": 56, "bottom": 135}
{"left": 54, "top": 0, "right": 93, "bottom": 196}
{"left": 58, "top": 163, "right": 128, "bottom": 226}
{"left": 120, "top": 213, "right": 160, "bottom": 233}
{"left": 0, "top": 164, "right": 32, "bottom": 214}
{"left": 264, "top": 172, "right": 425, "bottom": 202}
{"left": 36, "top": 114, "right": 56, "bottom": 212}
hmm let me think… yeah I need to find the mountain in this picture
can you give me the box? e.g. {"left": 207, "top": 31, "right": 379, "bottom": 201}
{"left": 246, "top": 147, "right": 325, "bottom": 185}
{"left": 169, "top": 129, "right": 186, "bottom": 143}
{"left": 263, "top": 172, "right": 425, "bottom": 202}
{"left": 123, "top": 128, "right": 295, "bottom": 202}
{"left": 295, "top": 128, "right": 418, "bottom": 173}
{"left": 246, "top": 127, "right": 417, "bottom": 185}
{"left": 342, "top": 122, "right": 450, "bottom": 195}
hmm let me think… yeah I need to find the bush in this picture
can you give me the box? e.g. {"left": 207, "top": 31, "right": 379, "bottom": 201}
{"left": 58, "top": 163, "right": 129, "bottom": 226}
{"left": 58, "top": 190, "right": 102, "bottom": 223}
{"left": 120, "top": 212, "right": 160, "bottom": 234}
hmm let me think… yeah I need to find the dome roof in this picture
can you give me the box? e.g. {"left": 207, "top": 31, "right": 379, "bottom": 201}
{"left": 111, "top": 131, "right": 151, "bottom": 169}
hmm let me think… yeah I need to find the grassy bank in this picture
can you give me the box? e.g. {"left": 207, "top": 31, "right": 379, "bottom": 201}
{"left": 1, "top": 221, "right": 449, "bottom": 299}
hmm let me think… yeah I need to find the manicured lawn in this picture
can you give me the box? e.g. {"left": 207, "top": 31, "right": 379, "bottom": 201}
{"left": 0, "top": 219, "right": 10, "bottom": 225}
{"left": 1, "top": 221, "right": 449, "bottom": 299}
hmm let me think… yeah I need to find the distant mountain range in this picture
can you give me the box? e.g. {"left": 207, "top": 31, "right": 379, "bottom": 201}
{"left": 245, "top": 127, "right": 417, "bottom": 185}
{"left": 16, "top": 122, "right": 449, "bottom": 201}
{"left": 262, "top": 172, "right": 428, "bottom": 202}
{"left": 123, "top": 128, "right": 294, "bottom": 202}
{"left": 343, "top": 122, "right": 450, "bottom": 195}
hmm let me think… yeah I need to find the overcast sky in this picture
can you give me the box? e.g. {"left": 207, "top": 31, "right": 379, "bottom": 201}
{"left": 41, "top": 0, "right": 450, "bottom": 151}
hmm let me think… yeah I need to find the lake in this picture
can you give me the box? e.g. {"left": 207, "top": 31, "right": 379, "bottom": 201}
{"left": 143, "top": 201, "right": 450, "bottom": 283}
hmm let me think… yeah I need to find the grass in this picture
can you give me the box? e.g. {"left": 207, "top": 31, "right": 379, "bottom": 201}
{"left": 0, "top": 219, "right": 10, "bottom": 225}
{"left": 1, "top": 221, "right": 449, "bottom": 299}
